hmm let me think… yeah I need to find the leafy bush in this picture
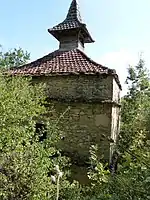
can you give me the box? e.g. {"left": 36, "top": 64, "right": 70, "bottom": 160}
{"left": 0, "top": 46, "right": 150, "bottom": 200}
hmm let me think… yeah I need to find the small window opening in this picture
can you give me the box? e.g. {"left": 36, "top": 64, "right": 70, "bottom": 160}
{"left": 35, "top": 123, "right": 47, "bottom": 142}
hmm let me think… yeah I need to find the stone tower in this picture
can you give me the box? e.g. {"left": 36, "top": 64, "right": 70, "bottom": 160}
{"left": 10, "top": 0, "right": 121, "bottom": 178}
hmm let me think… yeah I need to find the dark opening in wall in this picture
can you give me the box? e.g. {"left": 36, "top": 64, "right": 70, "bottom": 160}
{"left": 35, "top": 123, "right": 47, "bottom": 142}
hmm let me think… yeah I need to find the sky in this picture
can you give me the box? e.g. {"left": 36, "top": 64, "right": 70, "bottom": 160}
{"left": 0, "top": 0, "right": 150, "bottom": 92}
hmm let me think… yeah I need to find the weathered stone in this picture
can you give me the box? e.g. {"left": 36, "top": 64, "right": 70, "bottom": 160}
{"left": 33, "top": 75, "right": 113, "bottom": 102}
{"left": 95, "top": 114, "right": 109, "bottom": 127}
{"left": 33, "top": 73, "right": 121, "bottom": 164}
{"left": 9, "top": 0, "right": 121, "bottom": 184}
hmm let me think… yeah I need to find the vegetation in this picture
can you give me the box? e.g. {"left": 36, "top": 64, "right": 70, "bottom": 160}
{"left": 0, "top": 45, "right": 30, "bottom": 69}
{"left": 0, "top": 47, "right": 81, "bottom": 200}
{"left": 0, "top": 47, "right": 150, "bottom": 199}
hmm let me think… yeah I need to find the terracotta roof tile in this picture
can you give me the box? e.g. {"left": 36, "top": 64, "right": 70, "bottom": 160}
{"left": 66, "top": 0, "right": 82, "bottom": 23}
{"left": 10, "top": 49, "right": 122, "bottom": 89}
{"left": 49, "top": 0, "right": 82, "bottom": 32}
{"left": 49, "top": 21, "right": 81, "bottom": 31}
{"left": 48, "top": 0, "right": 94, "bottom": 43}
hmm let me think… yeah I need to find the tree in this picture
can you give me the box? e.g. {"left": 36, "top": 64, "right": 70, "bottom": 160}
{"left": 1, "top": 46, "right": 149, "bottom": 200}
{"left": 0, "top": 46, "right": 84, "bottom": 200}
{"left": 119, "top": 57, "right": 150, "bottom": 153}
{"left": 0, "top": 75, "right": 51, "bottom": 199}
{"left": 82, "top": 57, "right": 150, "bottom": 200}
{"left": 0, "top": 75, "right": 82, "bottom": 200}
{"left": 0, "top": 45, "right": 30, "bottom": 69}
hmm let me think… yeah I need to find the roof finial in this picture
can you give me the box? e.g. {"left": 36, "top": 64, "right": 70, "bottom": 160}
{"left": 65, "top": 0, "right": 82, "bottom": 23}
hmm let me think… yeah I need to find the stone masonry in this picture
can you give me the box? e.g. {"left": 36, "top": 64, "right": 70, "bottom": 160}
{"left": 32, "top": 74, "right": 121, "bottom": 163}
{"left": 10, "top": 0, "right": 121, "bottom": 182}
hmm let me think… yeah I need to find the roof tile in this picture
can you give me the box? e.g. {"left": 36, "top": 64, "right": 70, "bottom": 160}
{"left": 9, "top": 49, "right": 121, "bottom": 89}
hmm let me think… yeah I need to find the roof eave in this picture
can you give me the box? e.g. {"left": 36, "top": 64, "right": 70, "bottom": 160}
{"left": 81, "top": 24, "right": 95, "bottom": 43}
{"left": 48, "top": 29, "right": 60, "bottom": 41}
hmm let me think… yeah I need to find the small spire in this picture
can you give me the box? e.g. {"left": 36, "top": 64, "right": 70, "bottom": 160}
{"left": 65, "top": 0, "right": 82, "bottom": 23}
{"left": 48, "top": 0, "right": 94, "bottom": 50}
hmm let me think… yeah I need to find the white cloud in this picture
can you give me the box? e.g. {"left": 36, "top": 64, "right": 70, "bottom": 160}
{"left": 97, "top": 49, "right": 139, "bottom": 95}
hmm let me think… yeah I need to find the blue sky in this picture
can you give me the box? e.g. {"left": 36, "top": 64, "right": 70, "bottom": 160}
{"left": 0, "top": 0, "right": 149, "bottom": 91}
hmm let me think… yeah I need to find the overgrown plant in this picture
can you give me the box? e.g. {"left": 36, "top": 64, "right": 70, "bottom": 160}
{"left": 0, "top": 45, "right": 150, "bottom": 200}
{"left": 0, "top": 45, "right": 30, "bottom": 69}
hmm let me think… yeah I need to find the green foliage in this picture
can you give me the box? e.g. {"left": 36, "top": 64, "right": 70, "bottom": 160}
{"left": 0, "top": 73, "right": 84, "bottom": 200}
{"left": 119, "top": 57, "right": 150, "bottom": 152}
{"left": 100, "top": 57, "right": 150, "bottom": 200}
{"left": 80, "top": 58, "right": 150, "bottom": 200}
{"left": 0, "top": 46, "right": 83, "bottom": 199}
{"left": 107, "top": 132, "right": 150, "bottom": 200}
{"left": 0, "top": 75, "right": 49, "bottom": 199}
{"left": 0, "top": 45, "right": 30, "bottom": 69}
{"left": 0, "top": 74, "right": 71, "bottom": 199}
{"left": 82, "top": 134, "right": 150, "bottom": 200}
{"left": 0, "top": 47, "right": 150, "bottom": 200}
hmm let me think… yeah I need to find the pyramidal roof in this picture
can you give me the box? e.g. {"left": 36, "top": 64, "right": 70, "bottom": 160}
{"left": 9, "top": 1, "right": 121, "bottom": 89}
{"left": 9, "top": 49, "right": 121, "bottom": 89}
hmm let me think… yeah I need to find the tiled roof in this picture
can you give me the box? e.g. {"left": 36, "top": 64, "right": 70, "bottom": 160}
{"left": 65, "top": 0, "right": 82, "bottom": 23}
{"left": 48, "top": 0, "right": 94, "bottom": 43}
{"left": 49, "top": 0, "right": 82, "bottom": 32}
{"left": 9, "top": 49, "right": 121, "bottom": 89}
{"left": 49, "top": 21, "right": 81, "bottom": 31}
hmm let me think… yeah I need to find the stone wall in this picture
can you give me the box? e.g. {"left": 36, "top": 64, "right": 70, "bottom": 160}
{"left": 32, "top": 75, "right": 120, "bottom": 162}
{"left": 112, "top": 78, "right": 120, "bottom": 103}
{"left": 109, "top": 78, "right": 121, "bottom": 160}
{"left": 33, "top": 74, "right": 113, "bottom": 102}
{"left": 47, "top": 101, "right": 112, "bottom": 161}
{"left": 110, "top": 106, "right": 120, "bottom": 161}
{"left": 59, "top": 35, "right": 84, "bottom": 52}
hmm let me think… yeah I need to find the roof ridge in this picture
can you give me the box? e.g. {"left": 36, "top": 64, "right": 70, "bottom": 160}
{"left": 76, "top": 48, "right": 108, "bottom": 70}
{"left": 79, "top": 49, "right": 121, "bottom": 88}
